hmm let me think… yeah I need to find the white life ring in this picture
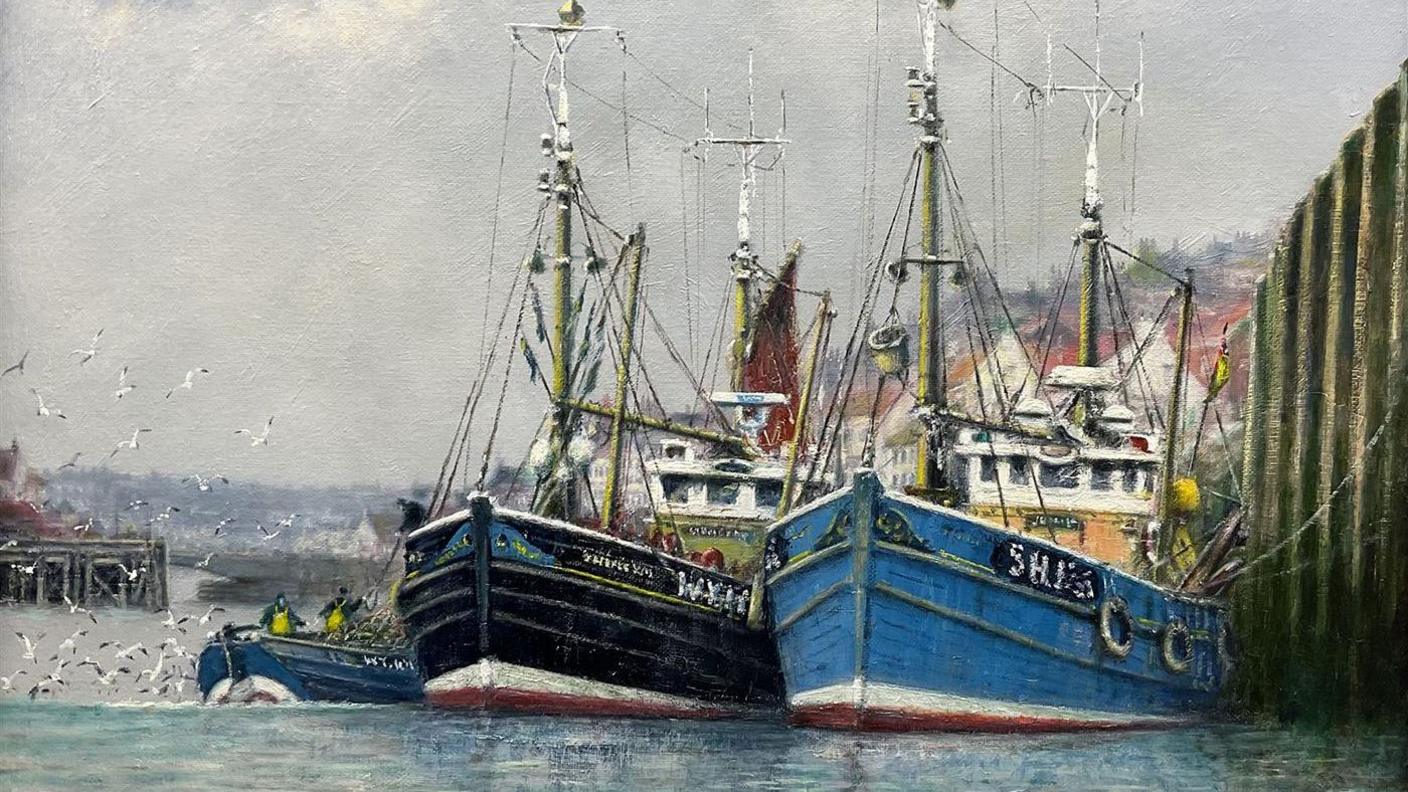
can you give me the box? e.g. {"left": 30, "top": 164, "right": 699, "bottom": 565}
{"left": 1161, "top": 618, "right": 1194, "bottom": 674}
{"left": 1098, "top": 596, "right": 1134, "bottom": 659}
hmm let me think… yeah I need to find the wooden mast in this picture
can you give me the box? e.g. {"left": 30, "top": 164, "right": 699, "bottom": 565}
{"left": 600, "top": 225, "right": 646, "bottom": 532}
{"left": 1157, "top": 268, "right": 1196, "bottom": 578}
{"left": 509, "top": 6, "right": 618, "bottom": 521}
{"left": 913, "top": 0, "right": 950, "bottom": 500}
{"left": 778, "top": 289, "right": 834, "bottom": 517}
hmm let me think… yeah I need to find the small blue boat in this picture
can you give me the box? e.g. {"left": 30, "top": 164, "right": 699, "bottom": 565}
{"left": 764, "top": 472, "right": 1228, "bottom": 731}
{"left": 196, "top": 625, "right": 423, "bottom": 704}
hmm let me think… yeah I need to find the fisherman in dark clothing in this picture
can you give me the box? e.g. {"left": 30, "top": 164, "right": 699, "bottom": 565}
{"left": 260, "top": 592, "right": 305, "bottom": 636}
{"left": 319, "top": 586, "right": 364, "bottom": 634}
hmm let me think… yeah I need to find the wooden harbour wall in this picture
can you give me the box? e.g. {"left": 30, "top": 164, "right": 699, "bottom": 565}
{"left": 0, "top": 537, "right": 168, "bottom": 609}
{"left": 1234, "top": 61, "right": 1408, "bottom": 724}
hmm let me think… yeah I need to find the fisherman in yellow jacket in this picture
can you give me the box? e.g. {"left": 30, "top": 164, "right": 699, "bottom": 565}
{"left": 318, "top": 586, "right": 364, "bottom": 634}
{"left": 259, "top": 592, "right": 305, "bottom": 637}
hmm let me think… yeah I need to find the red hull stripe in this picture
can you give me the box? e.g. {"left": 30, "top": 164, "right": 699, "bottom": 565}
{"left": 790, "top": 703, "right": 1187, "bottom": 733}
{"left": 427, "top": 685, "right": 734, "bottom": 720}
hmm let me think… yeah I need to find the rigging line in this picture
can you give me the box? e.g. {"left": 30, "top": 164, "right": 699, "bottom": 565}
{"left": 1236, "top": 372, "right": 1404, "bottom": 578}
{"left": 1212, "top": 407, "right": 1242, "bottom": 498}
{"left": 946, "top": 184, "right": 1011, "bottom": 414}
{"left": 503, "top": 413, "right": 550, "bottom": 502}
{"left": 476, "top": 281, "right": 534, "bottom": 491}
{"left": 617, "top": 35, "right": 636, "bottom": 213}
{"left": 965, "top": 322, "right": 1009, "bottom": 528}
{"left": 1033, "top": 241, "right": 1080, "bottom": 405}
{"left": 938, "top": 142, "right": 1049, "bottom": 412}
{"left": 1114, "top": 288, "right": 1176, "bottom": 431}
{"left": 936, "top": 20, "right": 1045, "bottom": 101}
{"left": 1100, "top": 250, "right": 1132, "bottom": 407}
{"left": 1104, "top": 243, "right": 1166, "bottom": 428}
{"left": 750, "top": 262, "right": 830, "bottom": 299}
{"left": 1104, "top": 239, "right": 1186, "bottom": 286}
{"left": 511, "top": 37, "right": 694, "bottom": 145}
{"left": 1020, "top": 0, "right": 1044, "bottom": 24}
{"left": 804, "top": 149, "right": 920, "bottom": 490}
{"left": 477, "top": 40, "right": 518, "bottom": 370}
{"left": 1061, "top": 44, "right": 1128, "bottom": 98}
{"left": 886, "top": 144, "right": 924, "bottom": 320}
{"left": 621, "top": 48, "right": 746, "bottom": 133}
{"left": 645, "top": 300, "right": 733, "bottom": 431}
{"left": 679, "top": 150, "right": 695, "bottom": 367}
{"left": 693, "top": 284, "right": 730, "bottom": 421}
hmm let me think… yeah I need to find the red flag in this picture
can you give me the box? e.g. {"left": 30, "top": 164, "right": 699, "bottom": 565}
{"left": 742, "top": 259, "right": 801, "bottom": 454}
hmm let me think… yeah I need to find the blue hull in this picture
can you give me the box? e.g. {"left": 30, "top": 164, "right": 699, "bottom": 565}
{"left": 197, "top": 629, "right": 423, "bottom": 705}
{"left": 763, "top": 472, "right": 1228, "bottom": 731}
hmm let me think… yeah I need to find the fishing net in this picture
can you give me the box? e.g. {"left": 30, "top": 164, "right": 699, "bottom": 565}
{"left": 322, "top": 603, "right": 409, "bottom": 649}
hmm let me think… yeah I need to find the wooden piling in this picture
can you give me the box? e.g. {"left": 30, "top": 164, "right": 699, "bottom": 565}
{"left": 1234, "top": 62, "right": 1408, "bottom": 725}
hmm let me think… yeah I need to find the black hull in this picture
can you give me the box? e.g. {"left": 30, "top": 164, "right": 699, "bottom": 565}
{"left": 396, "top": 503, "right": 782, "bottom": 712}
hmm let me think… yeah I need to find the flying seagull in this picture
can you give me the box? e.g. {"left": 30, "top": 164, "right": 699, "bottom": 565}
{"left": 197, "top": 605, "right": 227, "bottom": 625}
{"left": 31, "top": 389, "right": 67, "bottom": 420}
{"left": 235, "top": 416, "right": 275, "bottom": 446}
{"left": 15, "top": 632, "right": 43, "bottom": 663}
{"left": 108, "top": 428, "right": 153, "bottom": 459}
{"left": 63, "top": 594, "right": 99, "bottom": 625}
{"left": 257, "top": 523, "right": 281, "bottom": 542}
{"left": 70, "top": 328, "right": 104, "bottom": 364}
{"left": 112, "top": 365, "right": 136, "bottom": 400}
{"left": 166, "top": 367, "right": 210, "bottom": 399}
{"left": 0, "top": 669, "right": 26, "bottom": 691}
{"left": 58, "top": 452, "right": 83, "bottom": 470}
{"left": 195, "top": 552, "right": 215, "bottom": 568}
{"left": 182, "top": 473, "right": 229, "bottom": 492}
{"left": 1, "top": 350, "right": 28, "bottom": 378}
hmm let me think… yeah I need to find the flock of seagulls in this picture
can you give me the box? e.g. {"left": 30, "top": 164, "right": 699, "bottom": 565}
{"left": 2, "top": 332, "right": 277, "bottom": 471}
{"left": 10, "top": 612, "right": 211, "bottom": 700}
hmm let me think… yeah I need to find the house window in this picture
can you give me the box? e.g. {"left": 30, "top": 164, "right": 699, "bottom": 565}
{"left": 661, "top": 474, "right": 691, "bottom": 504}
{"left": 1141, "top": 466, "right": 1156, "bottom": 494}
{"left": 979, "top": 456, "right": 998, "bottom": 483}
{"left": 1122, "top": 466, "right": 1140, "bottom": 493}
{"left": 707, "top": 479, "right": 740, "bottom": 506}
{"left": 1091, "top": 462, "right": 1119, "bottom": 491}
{"left": 1039, "top": 463, "right": 1080, "bottom": 489}
{"left": 756, "top": 481, "right": 783, "bottom": 511}
{"left": 1008, "top": 456, "right": 1030, "bottom": 485}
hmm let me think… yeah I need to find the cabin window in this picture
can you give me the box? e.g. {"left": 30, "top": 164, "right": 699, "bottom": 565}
{"left": 1039, "top": 463, "right": 1080, "bottom": 489}
{"left": 1091, "top": 462, "right": 1119, "bottom": 491}
{"left": 706, "top": 479, "right": 740, "bottom": 506}
{"left": 756, "top": 481, "right": 783, "bottom": 510}
{"left": 1008, "top": 456, "right": 1030, "bottom": 485}
{"left": 660, "top": 474, "right": 691, "bottom": 504}
{"left": 1141, "top": 465, "right": 1156, "bottom": 494}
{"left": 979, "top": 456, "right": 998, "bottom": 483}
{"left": 1122, "top": 465, "right": 1140, "bottom": 493}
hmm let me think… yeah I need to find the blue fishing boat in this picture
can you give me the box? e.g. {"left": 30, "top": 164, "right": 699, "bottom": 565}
{"left": 197, "top": 625, "right": 423, "bottom": 704}
{"left": 762, "top": 0, "right": 1237, "bottom": 731}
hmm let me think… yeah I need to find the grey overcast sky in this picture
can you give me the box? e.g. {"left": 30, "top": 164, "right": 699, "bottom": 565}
{"left": 2, "top": 0, "right": 1405, "bottom": 488}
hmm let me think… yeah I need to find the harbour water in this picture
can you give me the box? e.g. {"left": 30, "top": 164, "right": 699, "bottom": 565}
{"left": 2, "top": 554, "right": 1404, "bottom": 791}
{"left": 3, "top": 700, "right": 1405, "bottom": 791}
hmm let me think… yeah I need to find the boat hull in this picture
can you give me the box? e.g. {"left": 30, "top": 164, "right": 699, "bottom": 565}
{"left": 397, "top": 500, "right": 783, "bottom": 718}
{"left": 196, "top": 629, "right": 423, "bottom": 704}
{"left": 763, "top": 473, "right": 1227, "bottom": 732}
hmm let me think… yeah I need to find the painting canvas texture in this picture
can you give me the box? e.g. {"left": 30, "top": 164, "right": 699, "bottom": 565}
{"left": 1, "top": 1, "right": 1405, "bottom": 790}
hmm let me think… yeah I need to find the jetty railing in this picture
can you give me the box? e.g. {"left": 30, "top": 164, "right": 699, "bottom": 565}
{"left": 1234, "top": 60, "right": 1407, "bottom": 724}
{"left": 0, "top": 537, "right": 168, "bottom": 609}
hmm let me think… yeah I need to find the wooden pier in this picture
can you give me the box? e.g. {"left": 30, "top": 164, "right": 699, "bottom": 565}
{"left": 1234, "top": 61, "right": 1407, "bottom": 724}
{"left": 0, "top": 537, "right": 168, "bottom": 609}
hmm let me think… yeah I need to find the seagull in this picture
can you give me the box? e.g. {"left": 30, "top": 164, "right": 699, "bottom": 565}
{"left": 11, "top": 562, "right": 38, "bottom": 576}
{"left": 31, "top": 389, "right": 67, "bottom": 420}
{"left": 53, "top": 629, "right": 87, "bottom": 657}
{"left": 70, "top": 517, "right": 95, "bottom": 534}
{"left": 63, "top": 595, "right": 98, "bottom": 625}
{"left": 275, "top": 513, "right": 299, "bottom": 529}
{"left": 152, "top": 505, "right": 181, "bottom": 523}
{"left": 160, "top": 609, "right": 190, "bottom": 633}
{"left": 108, "top": 428, "right": 153, "bottom": 459}
{"left": 116, "top": 563, "right": 144, "bottom": 583}
{"left": 15, "top": 632, "right": 43, "bottom": 663}
{"left": 213, "top": 517, "right": 235, "bottom": 537}
{"left": 2, "top": 539, "right": 17, "bottom": 549}
{"left": 197, "top": 605, "right": 226, "bottom": 625}
{"left": 94, "top": 666, "right": 126, "bottom": 686}
{"left": 235, "top": 416, "right": 275, "bottom": 446}
{"left": 141, "top": 651, "right": 166, "bottom": 681}
{"left": 165, "top": 367, "right": 210, "bottom": 399}
{"left": 126, "top": 499, "right": 149, "bottom": 511}
{"left": 195, "top": 552, "right": 215, "bottom": 569}
{"left": 258, "top": 523, "right": 281, "bottom": 542}
{"left": 0, "top": 669, "right": 26, "bottom": 691}
{"left": 1, "top": 350, "right": 27, "bottom": 378}
{"left": 112, "top": 365, "right": 137, "bottom": 400}
{"left": 182, "top": 473, "right": 229, "bottom": 492}
{"left": 70, "top": 328, "right": 104, "bottom": 364}
{"left": 58, "top": 452, "right": 83, "bottom": 470}
{"left": 160, "top": 636, "right": 194, "bottom": 658}
{"left": 28, "top": 660, "right": 67, "bottom": 699}
{"left": 114, "top": 642, "right": 149, "bottom": 661}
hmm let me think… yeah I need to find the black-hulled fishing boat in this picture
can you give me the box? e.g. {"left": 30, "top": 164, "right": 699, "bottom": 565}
{"left": 394, "top": 4, "right": 830, "bottom": 717}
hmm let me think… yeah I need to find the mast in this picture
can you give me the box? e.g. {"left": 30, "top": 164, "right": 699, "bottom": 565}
{"left": 912, "top": 0, "right": 951, "bottom": 499}
{"left": 1044, "top": 0, "right": 1142, "bottom": 426}
{"left": 1157, "top": 268, "right": 1195, "bottom": 578}
{"left": 692, "top": 51, "right": 789, "bottom": 390}
{"left": 600, "top": 225, "right": 646, "bottom": 533}
{"left": 778, "top": 290, "right": 834, "bottom": 518}
{"left": 509, "top": 3, "right": 619, "bottom": 521}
